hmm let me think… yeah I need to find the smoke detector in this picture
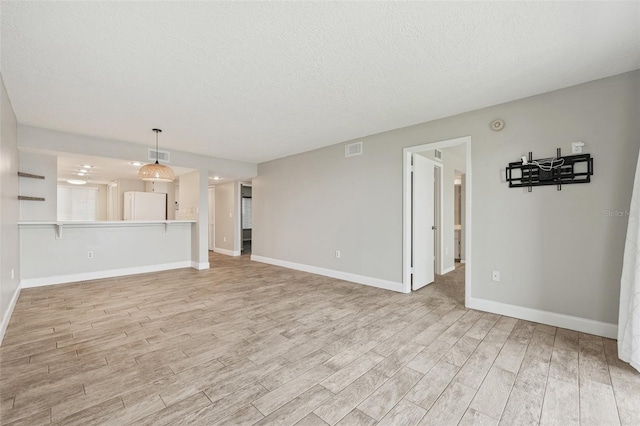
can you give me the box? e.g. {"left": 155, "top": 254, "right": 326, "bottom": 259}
{"left": 491, "top": 119, "right": 505, "bottom": 131}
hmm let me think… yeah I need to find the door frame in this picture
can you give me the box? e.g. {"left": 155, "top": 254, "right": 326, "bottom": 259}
{"left": 403, "top": 136, "right": 472, "bottom": 307}
{"left": 433, "top": 162, "right": 443, "bottom": 276}
{"left": 208, "top": 185, "right": 215, "bottom": 251}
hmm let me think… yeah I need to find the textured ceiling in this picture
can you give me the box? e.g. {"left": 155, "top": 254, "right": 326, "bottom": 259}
{"left": 2, "top": 2, "right": 639, "bottom": 163}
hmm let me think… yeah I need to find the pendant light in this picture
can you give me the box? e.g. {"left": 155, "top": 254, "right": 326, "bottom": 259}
{"left": 138, "top": 128, "right": 175, "bottom": 182}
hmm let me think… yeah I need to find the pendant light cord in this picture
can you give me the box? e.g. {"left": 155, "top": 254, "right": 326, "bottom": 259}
{"left": 153, "top": 128, "right": 162, "bottom": 164}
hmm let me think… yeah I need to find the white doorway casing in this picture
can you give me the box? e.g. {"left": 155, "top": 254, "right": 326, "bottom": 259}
{"left": 208, "top": 186, "right": 215, "bottom": 251}
{"left": 403, "top": 136, "right": 472, "bottom": 306}
{"left": 433, "top": 163, "right": 443, "bottom": 275}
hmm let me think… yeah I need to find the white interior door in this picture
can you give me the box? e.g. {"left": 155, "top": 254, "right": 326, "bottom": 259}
{"left": 208, "top": 187, "right": 215, "bottom": 251}
{"left": 412, "top": 154, "right": 436, "bottom": 290}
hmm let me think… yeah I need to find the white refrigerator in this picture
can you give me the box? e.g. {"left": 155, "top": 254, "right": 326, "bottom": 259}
{"left": 123, "top": 191, "right": 167, "bottom": 221}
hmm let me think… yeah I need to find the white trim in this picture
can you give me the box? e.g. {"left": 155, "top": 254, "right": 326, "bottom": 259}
{"left": 236, "top": 181, "right": 243, "bottom": 255}
{"left": 441, "top": 266, "right": 455, "bottom": 275}
{"left": 251, "top": 255, "right": 404, "bottom": 293}
{"left": 214, "top": 247, "right": 241, "bottom": 257}
{"left": 468, "top": 297, "right": 617, "bottom": 339}
{"left": 460, "top": 259, "right": 466, "bottom": 264}
{"left": 191, "top": 261, "right": 210, "bottom": 270}
{"left": 433, "top": 162, "right": 444, "bottom": 275}
{"left": 0, "top": 284, "right": 21, "bottom": 345}
{"left": 20, "top": 261, "right": 192, "bottom": 288}
{"left": 208, "top": 186, "right": 215, "bottom": 251}
{"left": 403, "top": 136, "right": 472, "bottom": 300}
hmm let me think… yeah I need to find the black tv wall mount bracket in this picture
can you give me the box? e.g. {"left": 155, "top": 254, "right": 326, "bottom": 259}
{"left": 505, "top": 148, "right": 593, "bottom": 192}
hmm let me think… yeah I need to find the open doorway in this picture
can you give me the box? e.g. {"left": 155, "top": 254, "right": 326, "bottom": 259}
{"left": 240, "top": 183, "right": 252, "bottom": 254}
{"left": 403, "top": 136, "right": 471, "bottom": 306}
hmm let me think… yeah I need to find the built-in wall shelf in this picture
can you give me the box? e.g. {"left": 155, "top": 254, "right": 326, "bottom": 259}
{"left": 18, "top": 171, "right": 46, "bottom": 201}
{"left": 18, "top": 172, "right": 45, "bottom": 179}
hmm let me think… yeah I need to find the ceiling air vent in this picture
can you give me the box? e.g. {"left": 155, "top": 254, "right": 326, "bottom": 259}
{"left": 148, "top": 149, "right": 171, "bottom": 163}
{"left": 345, "top": 141, "right": 363, "bottom": 158}
{"left": 434, "top": 149, "right": 442, "bottom": 161}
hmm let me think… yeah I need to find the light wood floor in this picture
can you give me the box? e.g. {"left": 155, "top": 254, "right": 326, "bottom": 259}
{"left": 1, "top": 253, "right": 639, "bottom": 425}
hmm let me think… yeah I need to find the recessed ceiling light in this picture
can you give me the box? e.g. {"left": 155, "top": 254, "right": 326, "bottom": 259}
{"left": 81, "top": 164, "right": 93, "bottom": 168}
{"left": 77, "top": 172, "right": 86, "bottom": 176}
{"left": 213, "top": 176, "right": 221, "bottom": 180}
{"left": 130, "top": 161, "right": 144, "bottom": 166}
{"left": 67, "top": 179, "right": 87, "bottom": 185}
{"left": 79, "top": 169, "right": 88, "bottom": 173}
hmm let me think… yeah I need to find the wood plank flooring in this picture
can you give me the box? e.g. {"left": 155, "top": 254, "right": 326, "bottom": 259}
{"left": 1, "top": 253, "right": 639, "bottom": 425}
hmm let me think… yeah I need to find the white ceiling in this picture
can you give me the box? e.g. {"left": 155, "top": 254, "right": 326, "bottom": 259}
{"left": 2, "top": 2, "right": 639, "bottom": 163}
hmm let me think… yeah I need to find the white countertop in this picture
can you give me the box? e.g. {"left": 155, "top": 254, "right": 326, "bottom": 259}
{"left": 19, "top": 220, "right": 196, "bottom": 226}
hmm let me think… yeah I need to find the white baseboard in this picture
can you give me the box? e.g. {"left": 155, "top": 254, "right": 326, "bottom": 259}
{"left": 191, "top": 261, "right": 210, "bottom": 270}
{"left": 441, "top": 266, "right": 455, "bottom": 275}
{"left": 0, "top": 283, "right": 22, "bottom": 345}
{"left": 468, "top": 296, "right": 617, "bottom": 339}
{"left": 20, "top": 261, "right": 193, "bottom": 289}
{"left": 214, "top": 247, "right": 241, "bottom": 257}
{"left": 251, "top": 255, "right": 404, "bottom": 293}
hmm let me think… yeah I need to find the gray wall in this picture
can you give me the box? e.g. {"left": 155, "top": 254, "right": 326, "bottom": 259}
{"left": 178, "top": 170, "right": 209, "bottom": 265}
{"left": 18, "top": 152, "right": 57, "bottom": 221}
{"left": 253, "top": 71, "right": 640, "bottom": 325}
{"left": 20, "top": 222, "right": 192, "bottom": 283}
{"left": 215, "top": 182, "right": 239, "bottom": 253}
{"left": 177, "top": 171, "right": 200, "bottom": 221}
{"left": 0, "top": 73, "right": 20, "bottom": 336}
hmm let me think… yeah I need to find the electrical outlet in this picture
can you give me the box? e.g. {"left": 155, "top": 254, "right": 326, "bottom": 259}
{"left": 223, "top": 237, "right": 227, "bottom": 242}
{"left": 335, "top": 250, "right": 341, "bottom": 258}
{"left": 572, "top": 141, "right": 585, "bottom": 154}
{"left": 445, "top": 247, "right": 449, "bottom": 255}
{"left": 11, "top": 268, "right": 14, "bottom": 279}
{"left": 87, "top": 251, "right": 94, "bottom": 259}
{"left": 492, "top": 270, "right": 500, "bottom": 282}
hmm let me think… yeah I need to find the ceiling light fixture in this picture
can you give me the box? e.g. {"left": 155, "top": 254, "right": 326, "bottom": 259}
{"left": 67, "top": 179, "right": 87, "bottom": 185}
{"left": 213, "top": 176, "right": 221, "bottom": 180}
{"left": 77, "top": 172, "right": 86, "bottom": 176}
{"left": 81, "top": 164, "right": 93, "bottom": 168}
{"left": 130, "top": 161, "right": 144, "bottom": 166}
{"left": 138, "top": 129, "right": 175, "bottom": 182}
